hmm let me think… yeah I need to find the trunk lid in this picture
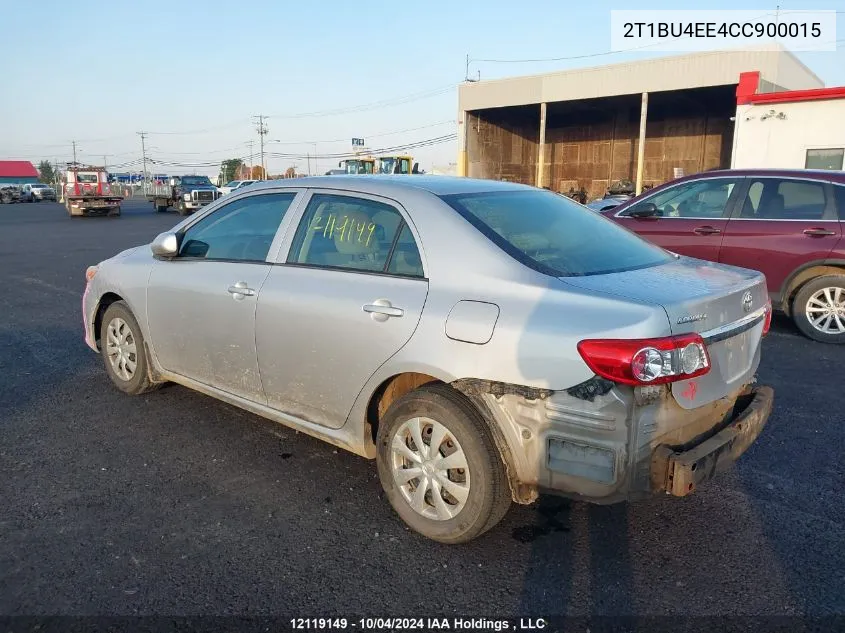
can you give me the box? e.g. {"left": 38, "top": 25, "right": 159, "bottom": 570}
{"left": 562, "top": 256, "right": 768, "bottom": 409}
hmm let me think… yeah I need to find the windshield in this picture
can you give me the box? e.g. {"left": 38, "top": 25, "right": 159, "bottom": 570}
{"left": 224, "top": 181, "right": 240, "bottom": 187}
{"left": 378, "top": 158, "right": 396, "bottom": 174}
{"left": 440, "top": 189, "right": 673, "bottom": 277}
{"left": 182, "top": 176, "right": 213, "bottom": 186}
{"left": 76, "top": 173, "right": 98, "bottom": 183}
{"left": 32, "top": 184, "right": 47, "bottom": 188}
{"left": 344, "top": 160, "right": 373, "bottom": 175}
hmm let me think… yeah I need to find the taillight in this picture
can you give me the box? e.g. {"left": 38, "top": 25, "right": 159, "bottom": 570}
{"left": 577, "top": 333, "right": 711, "bottom": 386}
{"left": 762, "top": 298, "right": 772, "bottom": 336}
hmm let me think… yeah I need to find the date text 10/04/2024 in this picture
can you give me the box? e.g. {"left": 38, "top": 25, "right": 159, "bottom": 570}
{"left": 290, "top": 618, "right": 548, "bottom": 631}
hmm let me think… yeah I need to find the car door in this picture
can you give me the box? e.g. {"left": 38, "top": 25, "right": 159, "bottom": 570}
{"left": 146, "top": 190, "right": 302, "bottom": 402}
{"left": 612, "top": 177, "right": 742, "bottom": 262}
{"left": 255, "top": 190, "right": 429, "bottom": 429}
{"left": 718, "top": 176, "right": 842, "bottom": 298}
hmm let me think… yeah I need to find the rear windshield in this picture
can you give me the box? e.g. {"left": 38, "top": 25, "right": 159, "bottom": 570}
{"left": 76, "top": 173, "right": 98, "bottom": 183}
{"left": 32, "top": 184, "right": 47, "bottom": 188}
{"left": 440, "top": 189, "right": 673, "bottom": 277}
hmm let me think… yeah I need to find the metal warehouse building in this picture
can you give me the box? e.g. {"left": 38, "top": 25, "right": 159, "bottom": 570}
{"left": 456, "top": 46, "right": 824, "bottom": 198}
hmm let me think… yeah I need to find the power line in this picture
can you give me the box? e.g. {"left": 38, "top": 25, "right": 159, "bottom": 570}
{"left": 268, "top": 120, "right": 456, "bottom": 146}
{"left": 470, "top": 10, "right": 792, "bottom": 64}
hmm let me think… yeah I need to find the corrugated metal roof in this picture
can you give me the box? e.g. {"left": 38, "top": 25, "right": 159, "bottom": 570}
{"left": 459, "top": 46, "right": 824, "bottom": 112}
{"left": 0, "top": 161, "right": 39, "bottom": 178}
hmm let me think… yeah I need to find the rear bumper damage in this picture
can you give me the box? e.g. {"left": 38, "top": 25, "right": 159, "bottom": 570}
{"left": 463, "top": 377, "right": 774, "bottom": 506}
{"left": 651, "top": 385, "right": 773, "bottom": 497}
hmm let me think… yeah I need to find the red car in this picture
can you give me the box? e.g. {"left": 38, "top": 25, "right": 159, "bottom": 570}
{"left": 605, "top": 169, "right": 845, "bottom": 344}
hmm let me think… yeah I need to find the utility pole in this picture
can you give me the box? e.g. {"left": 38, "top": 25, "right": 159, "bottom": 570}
{"left": 249, "top": 140, "right": 254, "bottom": 175}
{"left": 103, "top": 155, "right": 108, "bottom": 172}
{"left": 138, "top": 131, "right": 148, "bottom": 195}
{"left": 253, "top": 115, "right": 268, "bottom": 179}
{"left": 71, "top": 140, "right": 78, "bottom": 165}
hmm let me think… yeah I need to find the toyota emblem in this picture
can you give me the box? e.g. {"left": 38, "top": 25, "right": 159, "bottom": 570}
{"left": 742, "top": 291, "right": 753, "bottom": 313}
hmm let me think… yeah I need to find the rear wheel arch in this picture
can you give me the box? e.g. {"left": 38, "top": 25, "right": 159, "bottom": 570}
{"left": 364, "top": 372, "right": 527, "bottom": 504}
{"left": 781, "top": 261, "right": 845, "bottom": 316}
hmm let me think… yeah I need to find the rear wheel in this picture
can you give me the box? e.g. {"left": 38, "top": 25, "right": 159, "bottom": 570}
{"left": 376, "top": 383, "right": 511, "bottom": 544}
{"left": 108, "top": 206, "right": 121, "bottom": 217}
{"left": 99, "top": 301, "right": 158, "bottom": 395}
{"left": 792, "top": 274, "right": 845, "bottom": 344}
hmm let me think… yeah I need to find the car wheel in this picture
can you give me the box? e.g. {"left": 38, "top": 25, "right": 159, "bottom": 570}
{"left": 376, "top": 383, "right": 511, "bottom": 544}
{"left": 108, "top": 206, "right": 121, "bottom": 217}
{"left": 792, "top": 275, "right": 845, "bottom": 344}
{"left": 177, "top": 200, "right": 189, "bottom": 216}
{"left": 100, "top": 301, "right": 158, "bottom": 395}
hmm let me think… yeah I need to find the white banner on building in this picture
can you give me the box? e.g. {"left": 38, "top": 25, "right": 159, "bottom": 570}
{"left": 610, "top": 10, "right": 837, "bottom": 52}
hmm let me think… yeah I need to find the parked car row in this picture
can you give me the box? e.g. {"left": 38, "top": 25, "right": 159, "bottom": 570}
{"left": 1, "top": 183, "right": 57, "bottom": 203}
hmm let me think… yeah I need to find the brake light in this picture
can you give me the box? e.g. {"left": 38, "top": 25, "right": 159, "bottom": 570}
{"left": 762, "top": 298, "right": 772, "bottom": 336}
{"left": 577, "top": 333, "right": 711, "bottom": 386}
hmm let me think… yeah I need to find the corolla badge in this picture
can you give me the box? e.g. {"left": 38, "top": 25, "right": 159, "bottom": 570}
{"left": 677, "top": 313, "right": 707, "bottom": 324}
{"left": 742, "top": 291, "right": 753, "bottom": 313}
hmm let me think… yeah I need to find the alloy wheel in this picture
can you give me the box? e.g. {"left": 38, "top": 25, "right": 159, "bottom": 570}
{"left": 805, "top": 287, "right": 845, "bottom": 334}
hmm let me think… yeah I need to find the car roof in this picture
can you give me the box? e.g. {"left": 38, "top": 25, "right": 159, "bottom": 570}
{"left": 676, "top": 168, "right": 845, "bottom": 183}
{"left": 242, "top": 175, "right": 536, "bottom": 197}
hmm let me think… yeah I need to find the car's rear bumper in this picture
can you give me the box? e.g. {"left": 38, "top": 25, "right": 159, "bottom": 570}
{"left": 650, "top": 385, "right": 774, "bottom": 496}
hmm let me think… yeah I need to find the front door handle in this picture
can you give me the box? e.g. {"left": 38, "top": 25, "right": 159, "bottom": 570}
{"left": 803, "top": 228, "right": 837, "bottom": 237}
{"left": 363, "top": 299, "right": 404, "bottom": 322}
{"left": 227, "top": 281, "right": 255, "bottom": 298}
{"left": 693, "top": 225, "right": 721, "bottom": 235}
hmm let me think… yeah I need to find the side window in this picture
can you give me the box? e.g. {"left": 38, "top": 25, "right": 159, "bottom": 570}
{"left": 179, "top": 192, "right": 296, "bottom": 262}
{"left": 287, "top": 193, "right": 424, "bottom": 276}
{"left": 624, "top": 178, "right": 737, "bottom": 219}
{"left": 835, "top": 184, "right": 845, "bottom": 220}
{"left": 740, "top": 178, "right": 827, "bottom": 220}
{"left": 805, "top": 148, "right": 844, "bottom": 171}
{"left": 386, "top": 224, "right": 424, "bottom": 277}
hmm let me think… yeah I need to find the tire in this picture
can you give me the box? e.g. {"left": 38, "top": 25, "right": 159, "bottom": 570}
{"left": 177, "top": 200, "right": 189, "bottom": 216}
{"left": 108, "top": 206, "right": 121, "bottom": 217}
{"left": 791, "top": 274, "right": 845, "bottom": 344}
{"left": 376, "top": 383, "right": 511, "bottom": 544}
{"left": 99, "top": 301, "right": 158, "bottom": 395}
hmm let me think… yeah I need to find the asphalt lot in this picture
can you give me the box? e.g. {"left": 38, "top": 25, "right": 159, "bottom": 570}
{"left": 1, "top": 198, "right": 844, "bottom": 620}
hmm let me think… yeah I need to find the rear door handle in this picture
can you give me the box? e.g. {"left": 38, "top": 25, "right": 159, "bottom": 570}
{"left": 803, "top": 228, "right": 837, "bottom": 237}
{"left": 363, "top": 299, "right": 404, "bottom": 321}
{"left": 693, "top": 225, "right": 721, "bottom": 235}
{"left": 227, "top": 281, "right": 255, "bottom": 297}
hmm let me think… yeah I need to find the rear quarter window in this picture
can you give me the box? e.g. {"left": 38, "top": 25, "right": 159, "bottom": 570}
{"left": 440, "top": 189, "right": 673, "bottom": 277}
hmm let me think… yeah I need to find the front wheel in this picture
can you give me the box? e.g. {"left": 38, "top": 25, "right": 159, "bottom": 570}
{"left": 792, "top": 274, "right": 845, "bottom": 344}
{"left": 99, "top": 301, "right": 159, "bottom": 394}
{"left": 376, "top": 383, "right": 511, "bottom": 544}
{"left": 176, "top": 200, "right": 189, "bottom": 216}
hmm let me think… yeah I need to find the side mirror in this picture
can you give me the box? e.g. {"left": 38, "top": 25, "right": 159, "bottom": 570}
{"left": 169, "top": 178, "right": 178, "bottom": 187}
{"left": 412, "top": 162, "right": 420, "bottom": 174}
{"left": 151, "top": 232, "right": 179, "bottom": 258}
{"left": 628, "top": 202, "right": 660, "bottom": 218}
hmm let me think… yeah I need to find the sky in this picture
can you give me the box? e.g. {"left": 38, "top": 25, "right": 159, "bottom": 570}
{"left": 1, "top": 0, "right": 843, "bottom": 177}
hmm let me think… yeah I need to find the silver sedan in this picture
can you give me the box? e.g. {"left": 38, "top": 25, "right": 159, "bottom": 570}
{"left": 83, "top": 176, "right": 774, "bottom": 543}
